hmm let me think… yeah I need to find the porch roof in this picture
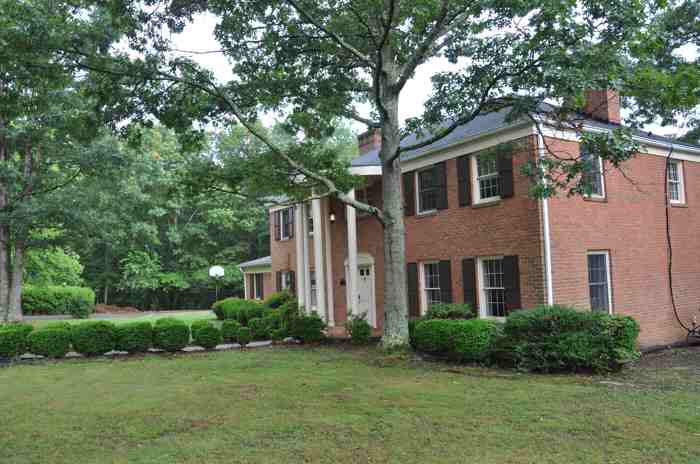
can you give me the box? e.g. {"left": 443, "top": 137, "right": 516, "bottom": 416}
{"left": 238, "top": 256, "right": 272, "bottom": 270}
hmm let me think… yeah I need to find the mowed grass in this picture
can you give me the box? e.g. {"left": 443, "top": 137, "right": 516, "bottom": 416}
{"left": 0, "top": 346, "right": 698, "bottom": 464}
{"left": 29, "top": 310, "right": 216, "bottom": 329}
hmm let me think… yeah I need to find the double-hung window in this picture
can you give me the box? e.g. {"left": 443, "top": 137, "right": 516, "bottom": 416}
{"left": 587, "top": 252, "right": 612, "bottom": 313}
{"left": 472, "top": 154, "right": 500, "bottom": 203}
{"left": 309, "top": 270, "right": 317, "bottom": 308}
{"left": 416, "top": 167, "right": 438, "bottom": 213}
{"left": 253, "top": 273, "right": 264, "bottom": 300}
{"left": 478, "top": 257, "right": 506, "bottom": 317}
{"left": 581, "top": 149, "right": 605, "bottom": 198}
{"left": 667, "top": 160, "right": 685, "bottom": 204}
{"left": 281, "top": 271, "right": 293, "bottom": 291}
{"left": 280, "top": 207, "right": 293, "bottom": 240}
{"left": 421, "top": 262, "right": 442, "bottom": 312}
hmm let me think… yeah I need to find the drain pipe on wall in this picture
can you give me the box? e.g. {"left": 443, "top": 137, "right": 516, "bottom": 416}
{"left": 534, "top": 123, "right": 555, "bottom": 305}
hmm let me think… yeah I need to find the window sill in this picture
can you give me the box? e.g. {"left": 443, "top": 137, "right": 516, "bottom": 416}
{"left": 415, "top": 210, "right": 439, "bottom": 218}
{"left": 583, "top": 195, "right": 607, "bottom": 203}
{"left": 670, "top": 202, "right": 688, "bottom": 208}
{"left": 479, "top": 315, "right": 506, "bottom": 322}
{"left": 471, "top": 199, "right": 502, "bottom": 209}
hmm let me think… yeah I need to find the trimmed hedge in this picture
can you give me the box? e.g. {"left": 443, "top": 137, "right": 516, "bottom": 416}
{"left": 0, "top": 324, "right": 33, "bottom": 358}
{"left": 263, "top": 290, "right": 295, "bottom": 309}
{"left": 237, "top": 326, "right": 252, "bottom": 346}
{"left": 248, "top": 317, "right": 270, "bottom": 340}
{"left": 413, "top": 319, "right": 499, "bottom": 361}
{"left": 27, "top": 327, "right": 72, "bottom": 358}
{"left": 495, "top": 305, "right": 640, "bottom": 372}
{"left": 425, "top": 303, "right": 474, "bottom": 320}
{"left": 289, "top": 312, "right": 325, "bottom": 343}
{"left": 22, "top": 285, "right": 95, "bottom": 319}
{"left": 212, "top": 298, "right": 266, "bottom": 324}
{"left": 346, "top": 314, "right": 371, "bottom": 345}
{"left": 191, "top": 320, "right": 222, "bottom": 349}
{"left": 115, "top": 322, "right": 153, "bottom": 352}
{"left": 221, "top": 320, "right": 241, "bottom": 342}
{"left": 153, "top": 318, "right": 190, "bottom": 352}
{"left": 71, "top": 321, "right": 116, "bottom": 356}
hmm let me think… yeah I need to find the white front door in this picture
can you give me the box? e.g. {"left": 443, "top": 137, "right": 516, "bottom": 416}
{"left": 357, "top": 265, "right": 375, "bottom": 326}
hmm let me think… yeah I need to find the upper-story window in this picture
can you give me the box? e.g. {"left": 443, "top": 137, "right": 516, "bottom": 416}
{"left": 274, "top": 207, "right": 294, "bottom": 241}
{"left": 471, "top": 154, "right": 500, "bottom": 203}
{"left": 581, "top": 148, "right": 605, "bottom": 198}
{"left": 667, "top": 159, "right": 685, "bottom": 204}
{"left": 416, "top": 167, "right": 439, "bottom": 214}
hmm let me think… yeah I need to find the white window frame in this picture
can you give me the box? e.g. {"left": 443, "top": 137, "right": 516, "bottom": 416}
{"left": 667, "top": 159, "right": 686, "bottom": 205}
{"left": 415, "top": 167, "right": 438, "bottom": 215}
{"left": 309, "top": 270, "right": 317, "bottom": 309}
{"left": 581, "top": 150, "right": 606, "bottom": 199}
{"left": 252, "top": 273, "right": 264, "bottom": 300}
{"left": 471, "top": 154, "right": 501, "bottom": 204}
{"left": 586, "top": 251, "right": 613, "bottom": 314}
{"left": 476, "top": 256, "right": 507, "bottom": 319}
{"left": 419, "top": 261, "right": 441, "bottom": 314}
{"left": 280, "top": 271, "right": 293, "bottom": 291}
{"left": 279, "top": 207, "right": 293, "bottom": 240}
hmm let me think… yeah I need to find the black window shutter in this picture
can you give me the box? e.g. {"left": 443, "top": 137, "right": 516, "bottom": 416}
{"left": 439, "top": 260, "right": 452, "bottom": 303}
{"left": 503, "top": 255, "right": 521, "bottom": 314}
{"left": 435, "top": 162, "right": 448, "bottom": 210}
{"left": 275, "top": 271, "right": 282, "bottom": 292}
{"left": 403, "top": 172, "right": 415, "bottom": 216}
{"left": 498, "top": 150, "right": 515, "bottom": 198}
{"left": 273, "top": 211, "right": 281, "bottom": 241}
{"left": 457, "top": 155, "right": 471, "bottom": 206}
{"left": 288, "top": 208, "right": 295, "bottom": 238}
{"left": 289, "top": 271, "right": 296, "bottom": 294}
{"left": 407, "top": 262, "right": 419, "bottom": 318}
{"left": 462, "top": 258, "right": 477, "bottom": 310}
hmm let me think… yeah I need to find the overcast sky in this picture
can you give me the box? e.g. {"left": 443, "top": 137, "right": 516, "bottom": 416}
{"left": 171, "top": 13, "right": 695, "bottom": 138}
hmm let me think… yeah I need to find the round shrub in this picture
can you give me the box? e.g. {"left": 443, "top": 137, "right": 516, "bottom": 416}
{"left": 221, "top": 320, "right": 241, "bottom": 342}
{"left": 263, "top": 309, "right": 282, "bottom": 331}
{"left": 191, "top": 320, "right": 223, "bottom": 349}
{"left": 27, "top": 327, "right": 72, "bottom": 358}
{"left": 153, "top": 318, "right": 190, "bottom": 352}
{"left": 115, "top": 322, "right": 153, "bottom": 352}
{"left": 413, "top": 319, "right": 498, "bottom": 361}
{"left": 425, "top": 303, "right": 473, "bottom": 320}
{"left": 263, "top": 290, "right": 294, "bottom": 309}
{"left": 22, "top": 285, "right": 95, "bottom": 318}
{"left": 270, "top": 328, "right": 287, "bottom": 342}
{"left": 0, "top": 324, "right": 33, "bottom": 358}
{"left": 237, "top": 326, "right": 252, "bottom": 346}
{"left": 211, "top": 298, "right": 266, "bottom": 324}
{"left": 248, "top": 317, "right": 270, "bottom": 340}
{"left": 71, "top": 321, "right": 116, "bottom": 356}
{"left": 346, "top": 314, "right": 372, "bottom": 345}
{"left": 289, "top": 312, "right": 325, "bottom": 343}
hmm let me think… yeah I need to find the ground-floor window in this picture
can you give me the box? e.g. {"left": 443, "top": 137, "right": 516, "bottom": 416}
{"left": 478, "top": 257, "right": 506, "bottom": 317}
{"left": 310, "top": 270, "right": 317, "bottom": 308}
{"left": 587, "top": 251, "right": 611, "bottom": 313}
{"left": 420, "top": 261, "right": 441, "bottom": 313}
{"left": 253, "top": 273, "right": 264, "bottom": 300}
{"left": 281, "top": 271, "right": 293, "bottom": 291}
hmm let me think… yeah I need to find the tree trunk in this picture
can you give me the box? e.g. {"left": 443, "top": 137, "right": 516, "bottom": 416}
{"left": 378, "top": 90, "right": 409, "bottom": 348}
{"left": 8, "top": 241, "right": 24, "bottom": 322}
{"left": 0, "top": 226, "right": 9, "bottom": 323}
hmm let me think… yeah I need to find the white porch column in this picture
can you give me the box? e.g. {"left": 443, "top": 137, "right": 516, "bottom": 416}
{"left": 294, "top": 204, "right": 306, "bottom": 307}
{"left": 242, "top": 273, "right": 249, "bottom": 299}
{"left": 346, "top": 189, "right": 359, "bottom": 317}
{"left": 311, "top": 198, "right": 327, "bottom": 319}
{"left": 323, "top": 198, "right": 335, "bottom": 326}
{"left": 302, "top": 203, "right": 312, "bottom": 312}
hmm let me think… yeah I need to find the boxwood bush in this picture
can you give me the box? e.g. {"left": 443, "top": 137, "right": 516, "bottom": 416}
{"left": 221, "top": 320, "right": 241, "bottom": 342}
{"left": 0, "top": 324, "right": 33, "bottom": 358}
{"left": 263, "top": 290, "right": 295, "bottom": 309}
{"left": 346, "top": 314, "right": 372, "bottom": 345}
{"left": 211, "top": 298, "right": 266, "bottom": 324}
{"left": 425, "top": 303, "right": 474, "bottom": 320}
{"left": 27, "top": 327, "right": 72, "bottom": 358}
{"left": 237, "top": 326, "right": 252, "bottom": 346}
{"left": 494, "top": 305, "right": 640, "bottom": 372}
{"left": 22, "top": 285, "right": 95, "bottom": 318}
{"left": 71, "top": 321, "right": 116, "bottom": 356}
{"left": 248, "top": 317, "right": 270, "bottom": 340}
{"left": 413, "top": 319, "right": 498, "bottom": 361}
{"left": 115, "top": 321, "right": 153, "bottom": 352}
{"left": 289, "top": 312, "right": 325, "bottom": 343}
{"left": 153, "top": 318, "right": 190, "bottom": 352}
{"left": 191, "top": 320, "right": 222, "bottom": 349}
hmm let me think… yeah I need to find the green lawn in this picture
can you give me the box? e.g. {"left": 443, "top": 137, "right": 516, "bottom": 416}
{"left": 29, "top": 310, "right": 216, "bottom": 329}
{"left": 0, "top": 346, "right": 697, "bottom": 464}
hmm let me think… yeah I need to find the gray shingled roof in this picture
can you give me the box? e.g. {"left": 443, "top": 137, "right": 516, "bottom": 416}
{"left": 238, "top": 256, "right": 272, "bottom": 269}
{"left": 351, "top": 106, "right": 700, "bottom": 167}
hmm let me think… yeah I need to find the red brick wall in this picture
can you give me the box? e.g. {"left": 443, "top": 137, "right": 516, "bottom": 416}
{"left": 269, "top": 209, "right": 297, "bottom": 284}
{"left": 545, "top": 137, "right": 700, "bottom": 348}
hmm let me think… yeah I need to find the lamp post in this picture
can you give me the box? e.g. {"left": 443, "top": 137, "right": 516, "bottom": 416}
{"left": 209, "top": 265, "right": 225, "bottom": 301}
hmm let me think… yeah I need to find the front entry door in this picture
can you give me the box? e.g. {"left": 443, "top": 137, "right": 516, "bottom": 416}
{"left": 357, "top": 265, "right": 374, "bottom": 323}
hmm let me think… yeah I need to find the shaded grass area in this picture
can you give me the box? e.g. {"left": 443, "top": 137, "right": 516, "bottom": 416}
{"left": 0, "top": 346, "right": 698, "bottom": 464}
{"left": 29, "top": 310, "right": 216, "bottom": 329}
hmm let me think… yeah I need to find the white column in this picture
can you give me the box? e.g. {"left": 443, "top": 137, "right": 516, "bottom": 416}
{"left": 303, "top": 203, "right": 312, "bottom": 312}
{"left": 323, "top": 198, "right": 335, "bottom": 326}
{"left": 312, "top": 198, "right": 327, "bottom": 319}
{"left": 242, "top": 273, "right": 249, "bottom": 299}
{"left": 294, "top": 204, "right": 306, "bottom": 307}
{"left": 346, "top": 189, "right": 359, "bottom": 317}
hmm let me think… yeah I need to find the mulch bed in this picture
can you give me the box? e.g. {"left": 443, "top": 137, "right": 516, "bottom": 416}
{"left": 94, "top": 304, "right": 140, "bottom": 314}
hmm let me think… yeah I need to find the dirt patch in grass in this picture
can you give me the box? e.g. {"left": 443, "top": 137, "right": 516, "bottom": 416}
{"left": 94, "top": 304, "right": 140, "bottom": 314}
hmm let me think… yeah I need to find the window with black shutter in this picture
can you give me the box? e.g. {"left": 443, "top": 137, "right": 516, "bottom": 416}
{"left": 497, "top": 152, "right": 515, "bottom": 199}
{"left": 462, "top": 258, "right": 477, "bottom": 309}
{"left": 476, "top": 256, "right": 521, "bottom": 317}
{"left": 407, "top": 263, "right": 419, "bottom": 318}
{"left": 415, "top": 163, "right": 448, "bottom": 213}
{"left": 403, "top": 172, "right": 415, "bottom": 216}
{"left": 276, "top": 271, "right": 282, "bottom": 292}
{"left": 280, "top": 207, "right": 293, "bottom": 240}
{"left": 502, "top": 256, "right": 521, "bottom": 313}
{"left": 438, "top": 260, "right": 452, "bottom": 303}
{"left": 457, "top": 155, "right": 471, "bottom": 206}
{"left": 273, "top": 211, "right": 281, "bottom": 241}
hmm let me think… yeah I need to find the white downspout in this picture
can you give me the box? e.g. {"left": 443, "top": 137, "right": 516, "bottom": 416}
{"left": 535, "top": 124, "right": 555, "bottom": 305}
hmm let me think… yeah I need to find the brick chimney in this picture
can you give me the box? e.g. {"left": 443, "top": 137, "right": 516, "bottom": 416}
{"left": 583, "top": 89, "right": 621, "bottom": 125}
{"left": 357, "top": 128, "right": 382, "bottom": 155}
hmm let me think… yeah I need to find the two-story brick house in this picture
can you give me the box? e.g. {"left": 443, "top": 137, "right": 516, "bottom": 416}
{"left": 239, "top": 91, "right": 700, "bottom": 349}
